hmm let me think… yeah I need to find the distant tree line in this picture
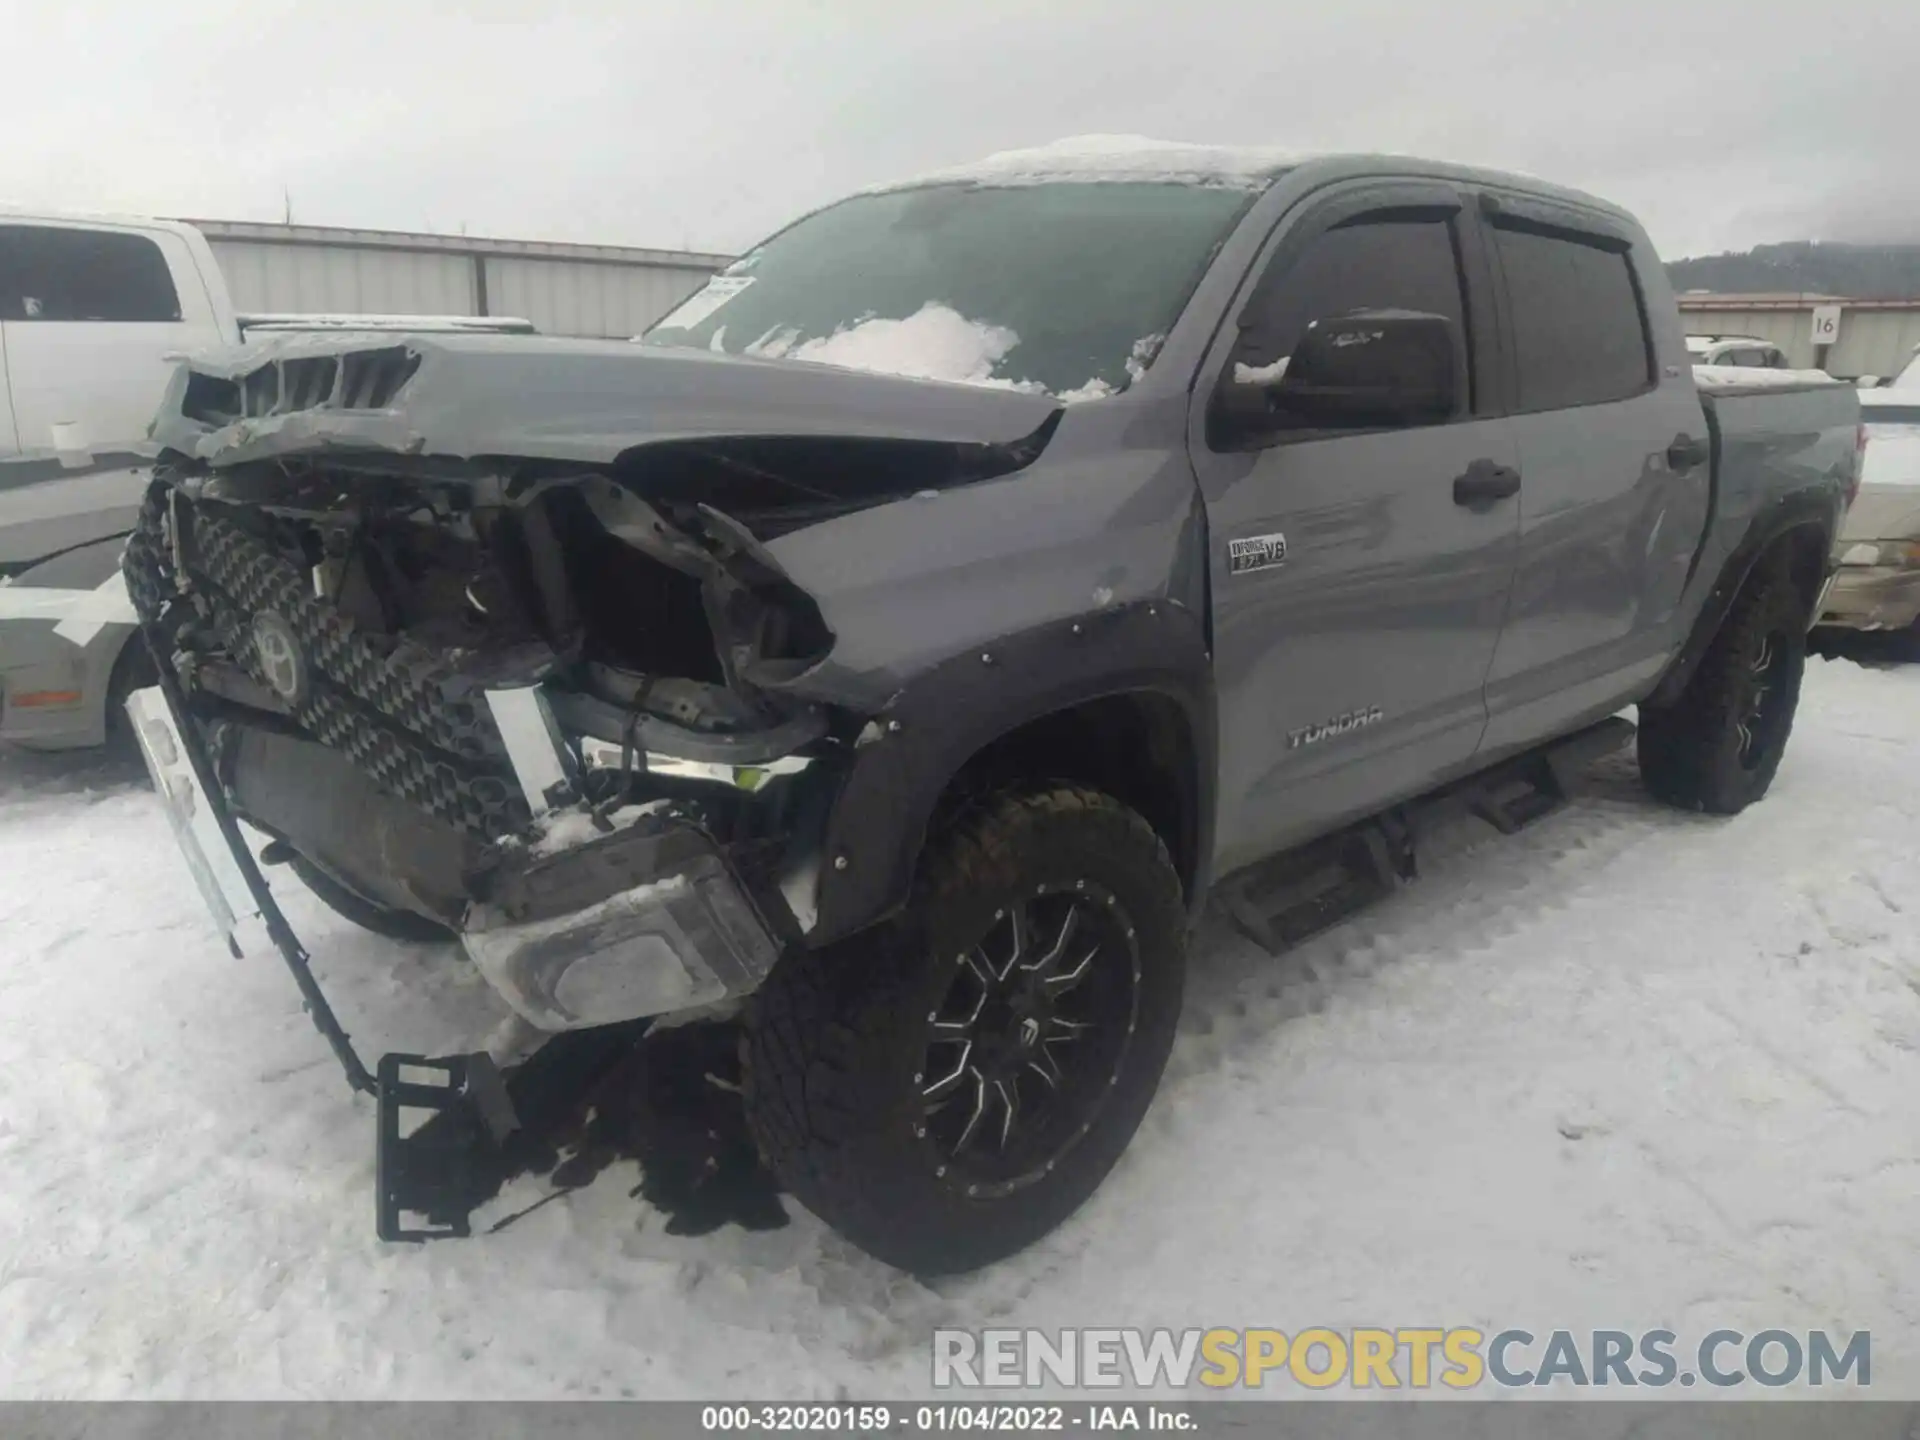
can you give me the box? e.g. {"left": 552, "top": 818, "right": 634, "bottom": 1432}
{"left": 1667, "top": 242, "right": 1920, "bottom": 299}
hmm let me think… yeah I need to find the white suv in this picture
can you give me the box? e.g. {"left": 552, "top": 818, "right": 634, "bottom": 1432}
{"left": 1686, "top": 334, "right": 1788, "bottom": 369}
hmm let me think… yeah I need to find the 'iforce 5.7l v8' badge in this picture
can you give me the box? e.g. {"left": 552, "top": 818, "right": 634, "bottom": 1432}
{"left": 1228, "top": 532, "right": 1288, "bottom": 575}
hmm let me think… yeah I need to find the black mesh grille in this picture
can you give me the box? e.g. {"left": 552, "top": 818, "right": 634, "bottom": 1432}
{"left": 125, "top": 483, "right": 531, "bottom": 842}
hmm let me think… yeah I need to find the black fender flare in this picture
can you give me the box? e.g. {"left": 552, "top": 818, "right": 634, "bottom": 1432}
{"left": 804, "top": 599, "right": 1217, "bottom": 947}
{"left": 1646, "top": 485, "right": 1841, "bottom": 710}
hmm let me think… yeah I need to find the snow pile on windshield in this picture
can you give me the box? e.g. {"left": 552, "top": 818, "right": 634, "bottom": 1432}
{"left": 1125, "top": 334, "right": 1165, "bottom": 385}
{"left": 786, "top": 302, "right": 1032, "bottom": 390}
{"left": 871, "top": 134, "right": 1297, "bottom": 193}
{"left": 784, "top": 303, "right": 1124, "bottom": 403}
{"left": 1057, "top": 378, "right": 1116, "bottom": 403}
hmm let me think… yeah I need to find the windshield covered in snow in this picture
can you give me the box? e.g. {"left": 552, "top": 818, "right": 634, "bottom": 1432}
{"left": 640, "top": 182, "right": 1254, "bottom": 399}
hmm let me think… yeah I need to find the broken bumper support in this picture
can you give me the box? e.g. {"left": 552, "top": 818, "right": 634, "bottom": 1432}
{"left": 375, "top": 1052, "right": 518, "bottom": 1240}
{"left": 128, "top": 634, "right": 785, "bottom": 1240}
{"left": 129, "top": 632, "right": 381, "bottom": 1098}
{"left": 131, "top": 647, "right": 524, "bottom": 1238}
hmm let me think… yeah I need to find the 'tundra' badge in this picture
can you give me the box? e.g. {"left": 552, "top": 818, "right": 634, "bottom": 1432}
{"left": 1229, "top": 533, "right": 1288, "bottom": 575}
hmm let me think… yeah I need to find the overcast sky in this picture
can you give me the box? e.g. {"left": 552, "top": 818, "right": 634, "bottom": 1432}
{"left": 2, "top": 0, "right": 1914, "bottom": 261}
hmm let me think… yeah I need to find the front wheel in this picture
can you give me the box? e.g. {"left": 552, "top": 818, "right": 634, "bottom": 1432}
{"left": 743, "top": 786, "right": 1187, "bottom": 1274}
{"left": 1639, "top": 561, "right": 1808, "bottom": 813}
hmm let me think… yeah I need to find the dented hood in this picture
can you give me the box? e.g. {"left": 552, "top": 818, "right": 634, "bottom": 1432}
{"left": 149, "top": 331, "right": 1063, "bottom": 467}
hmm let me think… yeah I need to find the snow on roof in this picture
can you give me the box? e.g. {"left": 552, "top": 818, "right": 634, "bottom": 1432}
{"left": 1862, "top": 387, "right": 1920, "bottom": 413}
{"left": 1691, "top": 363, "right": 1838, "bottom": 390}
{"left": 869, "top": 135, "right": 1298, "bottom": 193}
{"left": 1676, "top": 292, "right": 1850, "bottom": 305}
{"left": 237, "top": 313, "right": 537, "bottom": 335}
{"left": 0, "top": 202, "right": 205, "bottom": 240}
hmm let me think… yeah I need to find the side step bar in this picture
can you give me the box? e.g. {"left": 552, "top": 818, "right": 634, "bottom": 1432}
{"left": 1221, "top": 717, "right": 1635, "bottom": 957}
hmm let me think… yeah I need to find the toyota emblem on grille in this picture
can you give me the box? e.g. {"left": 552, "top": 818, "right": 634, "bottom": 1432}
{"left": 251, "top": 612, "right": 307, "bottom": 705}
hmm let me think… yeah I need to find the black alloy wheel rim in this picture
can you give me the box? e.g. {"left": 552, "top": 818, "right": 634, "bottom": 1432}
{"left": 914, "top": 882, "right": 1141, "bottom": 1198}
{"left": 1737, "top": 628, "right": 1790, "bottom": 769}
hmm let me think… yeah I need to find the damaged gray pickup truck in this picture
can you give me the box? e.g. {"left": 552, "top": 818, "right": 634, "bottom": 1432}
{"left": 122, "top": 141, "right": 1862, "bottom": 1274}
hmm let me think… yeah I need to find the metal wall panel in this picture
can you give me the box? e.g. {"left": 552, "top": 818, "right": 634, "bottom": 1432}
{"left": 1833, "top": 311, "right": 1920, "bottom": 379}
{"left": 485, "top": 257, "right": 712, "bottom": 338}
{"left": 1678, "top": 303, "right": 1920, "bottom": 377}
{"left": 193, "top": 221, "right": 727, "bottom": 339}
{"left": 209, "top": 240, "right": 475, "bottom": 316}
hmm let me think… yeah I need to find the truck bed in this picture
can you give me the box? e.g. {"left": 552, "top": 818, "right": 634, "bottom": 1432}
{"left": 1691, "top": 368, "right": 1859, "bottom": 595}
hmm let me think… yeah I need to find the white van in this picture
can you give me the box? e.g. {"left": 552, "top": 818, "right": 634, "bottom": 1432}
{"left": 1, "top": 210, "right": 242, "bottom": 569}
{"left": 0, "top": 209, "right": 533, "bottom": 747}
{"left": 1684, "top": 334, "right": 1789, "bottom": 369}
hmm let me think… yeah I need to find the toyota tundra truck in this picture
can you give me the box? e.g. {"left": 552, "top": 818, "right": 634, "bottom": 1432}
{"left": 119, "top": 139, "right": 1862, "bottom": 1274}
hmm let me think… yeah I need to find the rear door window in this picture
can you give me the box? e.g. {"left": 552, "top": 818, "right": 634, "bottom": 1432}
{"left": 1490, "top": 219, "right": 1652, "bottom": 412}
{"left": 0, "top": 225, "right": 182, "bottom": 322}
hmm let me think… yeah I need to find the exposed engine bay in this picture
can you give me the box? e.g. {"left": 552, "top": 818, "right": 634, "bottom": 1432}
{"left": 122, "top": 448, "right": 885, "bottom": 941}
{"left": 184, "top": 452, "right": 840, "bottom": 726}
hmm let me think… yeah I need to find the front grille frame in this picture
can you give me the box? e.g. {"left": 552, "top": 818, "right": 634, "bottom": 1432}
{"left": 125, "top": 479, "right": 534, "bottom": 843}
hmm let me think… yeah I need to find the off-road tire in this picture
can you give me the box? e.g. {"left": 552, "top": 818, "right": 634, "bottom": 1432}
{"left": 286, "top": 854, "right": 456, "bottom": 944}
{"left": 743, "top": 786, "right": 1186, "bottom": 1274}
{"left": 1638, "top": 560, "right": 1808, "bottom": 813}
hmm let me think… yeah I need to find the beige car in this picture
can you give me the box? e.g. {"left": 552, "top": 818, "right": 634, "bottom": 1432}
{"left": 1818, "top": 365, "right": 1920, "bottom": 646}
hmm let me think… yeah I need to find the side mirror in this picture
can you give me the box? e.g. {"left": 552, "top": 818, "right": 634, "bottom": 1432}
{"left": 1216, "top": 308, "right": 1460, "bottom": 444}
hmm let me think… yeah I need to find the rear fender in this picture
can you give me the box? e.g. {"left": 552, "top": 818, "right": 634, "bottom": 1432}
{"left": 1647, "top": 487, "right": 1839, "bottom": 709}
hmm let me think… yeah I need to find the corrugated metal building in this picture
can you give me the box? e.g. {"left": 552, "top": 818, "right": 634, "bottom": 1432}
{"left": 183, "top": 220, "right": 732, "bottom": 340}
{"left": 1677, "top": 293, "right": 1920, "bottom": 379}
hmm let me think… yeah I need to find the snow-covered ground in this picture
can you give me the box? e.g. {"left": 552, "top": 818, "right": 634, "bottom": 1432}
{"left": 3, "top": 657, "right": 1918, "bottom": 1399}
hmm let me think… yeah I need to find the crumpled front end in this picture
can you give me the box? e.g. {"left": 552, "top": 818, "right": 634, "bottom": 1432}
{"left": 122, "top": 323, "right": 1065, "bottom": 1048}
{"left": 121, "top": 451, "right": 844, "bottom": 1034}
